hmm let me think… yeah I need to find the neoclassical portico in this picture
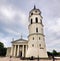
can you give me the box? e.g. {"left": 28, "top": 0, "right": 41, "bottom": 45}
{"left": 10, "top": 39, "right": 28, "bottom": 57}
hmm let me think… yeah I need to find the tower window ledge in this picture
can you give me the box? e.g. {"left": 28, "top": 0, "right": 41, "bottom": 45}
{"left": 40, "top": 47, "right": 44, "bottom": 49}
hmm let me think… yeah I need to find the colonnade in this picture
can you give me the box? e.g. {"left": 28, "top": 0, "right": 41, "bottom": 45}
{"left": 10, "top": 45, "right": 28, "bottom": 57}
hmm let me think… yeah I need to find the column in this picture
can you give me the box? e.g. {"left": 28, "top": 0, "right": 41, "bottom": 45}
{"left": 26, "top": 45, "right": 27, "bottom": 54}
{"left": 17, "top": 45, "right": 19, "bottom": 56}
{"left": 22, "top": 45, "right": 24, "bottom": 57}
{"left": 14, "top": 45, "right": 16, "bottom": 56}
{"left": 10, "top": 45, "right": 13, "bottom": 56}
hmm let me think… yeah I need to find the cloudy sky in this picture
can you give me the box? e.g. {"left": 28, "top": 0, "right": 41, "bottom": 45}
{"left": 0, "top": 0, "right": 60, "bottom": 52}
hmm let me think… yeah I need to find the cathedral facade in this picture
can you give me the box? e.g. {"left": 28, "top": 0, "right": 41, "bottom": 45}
{"left": 6, "top": 6, "right": 48, "bottom": 58}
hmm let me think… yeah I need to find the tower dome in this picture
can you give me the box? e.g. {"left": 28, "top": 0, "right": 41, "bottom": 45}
{"left": 29, "top": 5, "right": 43, "bottom": 27}
{"left": 29, "top": 5, "right": 41, "bottom": 17}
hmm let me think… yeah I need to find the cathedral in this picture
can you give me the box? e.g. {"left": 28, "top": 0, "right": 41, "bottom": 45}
{"left": 6, "top": 6, "right": 48, "bottom": 58}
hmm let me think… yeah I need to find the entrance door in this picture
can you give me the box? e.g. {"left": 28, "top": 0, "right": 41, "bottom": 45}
{"left": 19, "top": 51, "right": 22, "bottom": 57}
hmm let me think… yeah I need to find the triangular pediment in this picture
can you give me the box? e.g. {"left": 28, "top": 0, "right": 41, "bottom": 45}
{"left": 11, "top": 38, "right": 28, "bottom": 43}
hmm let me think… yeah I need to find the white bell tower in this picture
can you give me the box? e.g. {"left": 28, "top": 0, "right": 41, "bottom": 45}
{"left": 26, "top": 6, "right": 48, "bottom": 58}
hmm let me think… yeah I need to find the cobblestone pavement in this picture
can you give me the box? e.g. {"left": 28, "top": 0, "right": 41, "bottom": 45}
{"left": 0, "top": 57, "right": 60, "bottom": 61}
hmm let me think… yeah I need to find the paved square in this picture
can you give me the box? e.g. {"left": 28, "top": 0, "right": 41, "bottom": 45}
{"left": 0, "top": 57, "right": 60, "bottom": 61}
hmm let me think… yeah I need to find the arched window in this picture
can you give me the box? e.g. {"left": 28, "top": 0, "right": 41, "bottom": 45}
{"left": 39, "top": 44, "right": 41, "bottom": 47}
{"left": 33, "top": 37, "right": 34, "bottom": 40}
{"left": 39, "top": 13, "right": 40, "bottom": 15}
{"left": 40, "top": 19, "right": 42, "bottom": 24}
{"left": 35, "top": 10, "right": 37, "bottom": 13}
{"left": 36, "top": 17, "right": 38, "bottom": 23}
{"left": 39, "top": 37, "right": 40, "bottom": 40}
{"left": 31, "top": 13, "right": 33, "bottom": 15}
{"left": 36, "top": 28, "right": 38, "bottom": 32}
{"left": 32, "top": 44, "right": 34, "bottom": 47}
{"left": 31, "top": 19, "right": 32, "bottom": 24}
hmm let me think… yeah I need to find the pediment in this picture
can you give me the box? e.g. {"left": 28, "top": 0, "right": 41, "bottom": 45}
{"left": 11, "top": 38, "right": 28, "bottom": 43}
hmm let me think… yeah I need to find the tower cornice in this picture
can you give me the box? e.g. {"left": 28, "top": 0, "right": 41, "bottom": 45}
{"left": 28, "top": 22, "right": 44, "bottom": 29}
{"left": 29, "top": 14, "right": 43, "bottom": 18}
{"left": 28, "top": 33, "right": 45, "bottom": 38}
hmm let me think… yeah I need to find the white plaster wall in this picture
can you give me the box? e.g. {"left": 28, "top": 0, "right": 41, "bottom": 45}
{"left": 29, "top": 24, "right": 43, "bottom": 34}
{"left": 26, "top": 9, "right": 48, "bottom": 58}
{"left": 26, "top": 34, "right": 48, "bottom": 58}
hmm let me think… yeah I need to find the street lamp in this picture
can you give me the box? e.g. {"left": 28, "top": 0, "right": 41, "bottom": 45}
{"left": 52, "top": 54, "right": 55, "bottom": 61}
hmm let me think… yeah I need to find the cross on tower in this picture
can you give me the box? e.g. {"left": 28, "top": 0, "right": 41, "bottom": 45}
{"left": 34, "top": 5, "right": 36, "bottom": 9}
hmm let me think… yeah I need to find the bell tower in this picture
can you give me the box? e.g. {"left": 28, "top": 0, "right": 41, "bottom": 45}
{"left": 26, "top": 6, "right": 48, "bottom": 58}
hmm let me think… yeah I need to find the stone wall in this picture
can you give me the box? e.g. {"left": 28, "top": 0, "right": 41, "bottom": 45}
{"left": 6, "top": 47, "right": 11, "bottom": 56}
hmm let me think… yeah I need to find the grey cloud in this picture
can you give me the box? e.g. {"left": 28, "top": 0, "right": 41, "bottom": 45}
{"left": 0, "top": 0, "right": 60, "bottom": 51}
